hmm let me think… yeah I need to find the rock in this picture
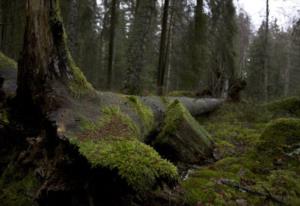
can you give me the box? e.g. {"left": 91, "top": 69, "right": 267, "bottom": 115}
{"left": 266, "top": 96, "right": 300, "bottom": 118}
{"left": 153, "top": 100, "right": 214, "bottom": 165}
{"left": 257, "top": 118, "right": 300, "bottom": 160}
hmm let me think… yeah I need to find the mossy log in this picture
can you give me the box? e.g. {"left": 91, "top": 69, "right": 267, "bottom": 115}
{"left": 0, "top": 0, "right": 222, "bottom": 205}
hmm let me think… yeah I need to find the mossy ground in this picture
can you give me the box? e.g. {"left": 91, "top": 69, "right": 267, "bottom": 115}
{"left": 182, "top": 101, "right": 300, "bottom": 206}
{"left": 266, "top": 96, "right": 300, "bottom": 118}
{"left": 69, "top": 106, "right": 178, "bottom": 192}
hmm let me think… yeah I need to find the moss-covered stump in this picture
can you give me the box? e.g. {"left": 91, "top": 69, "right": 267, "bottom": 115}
{"left": 266, "top": 97, "right": 300, "bottom": 118}
{"left": 257, "top": 118, "right": 300, "bottom": 163}
{"left": 0, "top": 52, "right": 17, "bottom": 96}
{"left": 153, "top": 100, "right": 214, "bottom": 166}
{"left": 68, "top": 106, "right": 178, "bottom": 192}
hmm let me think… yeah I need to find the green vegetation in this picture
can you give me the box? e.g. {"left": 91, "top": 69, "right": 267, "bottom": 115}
{"left": 0, "top": 52, "right": 17, "bottom": 70}
{"left": 258, "top": 118, "right": 300, "bottom": 158}
{"left": 167, "top": 91, "right": 196, "bottom": 97}
{"left": 0, "top": 164, "right": 38, "bottom": 206}
{"left": 158, "top": 100, "right": 211, "bottom": 145}
{"left": 127, "top": 96, "right": 154, "bottom": 135}
{"left": 49, "top": 2, "right": 94, "bottom": 98}
{"left": 153, "top": 100, "right": 213, "bottom": 164}
{"left": 266, "top": 97, "right": 300, "bottom": 117}
{"left": 70, "top": 106, "right": 178, "bottom": 192}
{"left": 77, "top": 138, "right": 178, "bottom": 191}
{"left": 182, "top": 103, "right": 300, "bottom": 205}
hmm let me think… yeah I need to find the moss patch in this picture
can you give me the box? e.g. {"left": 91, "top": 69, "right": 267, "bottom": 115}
{"left": 74, "top": 138, "right": 178, "bottom": 192}
{"left": 153, "top": 100, "right": 213, "bottom": 164}
{"left": 49, "top": 2, "right": 94, "bottom": 98}
{"left": 182, "top": 103, "right": 300, "bottom": 205}
{"left": 77, "top": 106, "right": 140, "bottom": 140}
{"left": 258, "top": 118, "right": 300, "bottom": 159}
{"left": 0, "top": 52, "right": 17, "bottom": 70}
{"left": 127, "top": 96, "right": 154, "bottom": 135}
{"left": 158, "top": 100, "right": 211, "bottom": 145}
{"left": 69, "top": 106, "right": 178, "bottom": 192}
{"left": 266, "top": 97, "right": 300, "bottom": 117}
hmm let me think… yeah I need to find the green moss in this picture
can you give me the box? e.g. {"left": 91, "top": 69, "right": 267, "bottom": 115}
{"left": 266, "top": 97, "right": 300, "bottom": 117}
{"left": 75, "top": 138, "right": 178, "bottom": 192}
{"left": 50, "top": 2, "right": 94, "bottom": 98}
{"left": 69, "top": 106, "right": 178, "bottom": 192}
{"left": 182, "top": 102, "right": 300, "bottom": 206}
{"left": 158, "top": 100, "right": 211, "bottom": 146}
{"left": 167, "top": 90, "right": 196, "bottom": 97}
{"left": 75, "top": 106, "right": 140, "bottom": 140}
{"left": 67, "top": 51, "right": 94, "bottom": 98}
{"left": 0, "top": 52, "right": 17, "bottom": 70}
{"left": 127, "top": 96, "right": 154, "bottom": 134}
{"left": 0, "top": 165, "right": 38, "bottom": 206}
{"left": 258, "top": 118, "right": 300, "bottom": 157}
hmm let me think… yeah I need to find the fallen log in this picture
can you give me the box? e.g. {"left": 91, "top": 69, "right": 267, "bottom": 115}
{"left": 0, "top": 1, "right": 223, "bottom": 205}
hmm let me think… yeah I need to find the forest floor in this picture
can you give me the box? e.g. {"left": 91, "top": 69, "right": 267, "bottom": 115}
{"left": 181, "top": 100, "right": 300, "bottom": 206}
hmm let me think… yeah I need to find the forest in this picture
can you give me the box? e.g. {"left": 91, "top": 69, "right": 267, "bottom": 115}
{"left": 0, "top": 0, "right": 300, "bottom": 205}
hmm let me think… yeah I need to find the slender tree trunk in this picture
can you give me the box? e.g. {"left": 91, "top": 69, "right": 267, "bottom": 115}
{"left": 107, "top": 0, "right": 118, "bottom": 90}
{"left": 157, "top": 0, "right": 170, "bottom": 95}
{"left": 284, "top": 36, "right": 291, "bottom": 97}
{"left": 263, "top": 0, "right": 269, "bottom": 101}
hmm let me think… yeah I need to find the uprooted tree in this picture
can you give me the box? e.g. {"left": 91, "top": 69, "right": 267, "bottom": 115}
{"left": 0, "top": 0, "right": 223, "bottom": 205}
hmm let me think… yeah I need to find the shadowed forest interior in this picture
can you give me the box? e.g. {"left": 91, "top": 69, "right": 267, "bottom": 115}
{"left": 0, "top": 0, "right": 300, "bottom": 205}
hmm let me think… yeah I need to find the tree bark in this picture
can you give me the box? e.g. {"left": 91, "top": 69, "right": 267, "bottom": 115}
{"left": 123, "top": 0, "right": 156, "bottom": 95}
{"left": 157, "top": 0, "right": 170, "bottom": 95}
{"left": 107, "top": 0, "right": 118, "bottom": 90}
{"left": 17, "top": 0, "right": 92, "bottom": 114}
{"left": 263, "top": 0, "right": 270, "bottom": 102}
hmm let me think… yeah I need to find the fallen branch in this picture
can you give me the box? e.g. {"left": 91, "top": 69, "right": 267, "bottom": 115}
{"left": 219, "top": 178, "right": 286, "bottom": 205}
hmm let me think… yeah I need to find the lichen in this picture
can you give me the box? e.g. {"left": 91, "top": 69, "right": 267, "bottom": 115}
{"left": 127, "top": 96, "right": 154, "bottom": 134}
{"left": 0, "top": 52, "right": 17, "bottom": 70}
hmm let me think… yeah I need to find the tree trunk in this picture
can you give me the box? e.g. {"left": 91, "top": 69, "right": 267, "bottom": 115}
{"left": 123, "top": 0, "right": 156, "bottom": 95}
{"left": 17, "top": 0, "right": 92, "bottom": 113}
{"left": 107, "top": 0, "right": 118, "bottom": 90}
{"left": 157, "top": 0, "right": 170, "bottom": 95}
{"left": 263, "top": 0, "right": 270, "bottom": 101}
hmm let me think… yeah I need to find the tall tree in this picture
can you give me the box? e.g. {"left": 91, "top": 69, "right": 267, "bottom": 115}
{"left": 107, "top": 0, "right": 118, "bottom": 90}
{"left": 123, "top": 0, "right": 157, "bottom": 95}
{"left": 208, "top": 0, "right": 238, "bottom": 98}
{"left": 263, "top": 0, "right": 270, "bottom": 101}
{"left": 157, "top": 0, "right": 170, "bottom": 95}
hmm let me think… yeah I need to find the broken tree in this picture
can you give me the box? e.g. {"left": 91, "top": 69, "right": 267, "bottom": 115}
{"left": 0, "top": 0, "right": 223, "bottom": 205}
